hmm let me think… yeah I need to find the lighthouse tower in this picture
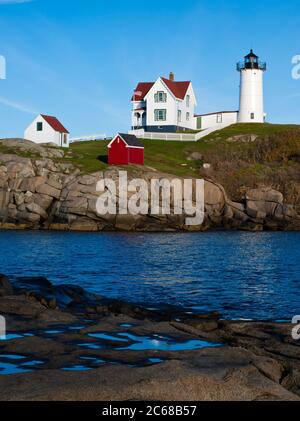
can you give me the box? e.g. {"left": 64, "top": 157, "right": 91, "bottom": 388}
{"left": 237, "top": 50, "right": 266, "bottom": 123}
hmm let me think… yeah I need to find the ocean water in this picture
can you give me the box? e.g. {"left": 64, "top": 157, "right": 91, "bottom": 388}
{"left": 0, "top": 230, "right": 299, "bottom": 321}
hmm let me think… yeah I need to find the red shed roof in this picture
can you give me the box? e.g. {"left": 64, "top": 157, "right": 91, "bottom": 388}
{"left": 108, "top": 133, "right": 144, "bottom": 149}
{"left": 132, "top": 77, "right": 191, "bottom": 101}
{"left": 41, "top": 115, "right": 69, "bottom": 134}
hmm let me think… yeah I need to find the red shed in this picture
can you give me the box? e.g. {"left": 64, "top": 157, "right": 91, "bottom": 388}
{"left": 108, "top": 133, "right": 144, "bottom": 166}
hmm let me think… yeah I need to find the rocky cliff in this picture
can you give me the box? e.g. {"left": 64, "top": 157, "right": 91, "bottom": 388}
{"left": 0, "top": 139, "right": 300, "bottom": 232}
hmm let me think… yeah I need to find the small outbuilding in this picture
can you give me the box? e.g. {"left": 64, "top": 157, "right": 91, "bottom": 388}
{"left": 24, "top": 114, "right": 70, "bottom": 148}
{"left": 108, "top": 133, "right": 144, "bottom": 166}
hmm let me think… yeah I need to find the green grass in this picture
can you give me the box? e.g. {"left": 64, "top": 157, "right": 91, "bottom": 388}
{"left": 2, "top": 123, "right": 300, "bottom": 205}
{"left": 142, "top": 140, "right": 207, "bottom": 176}
{"left": 0, "top": 144, "right": 40, "bottom": 160}
{"left": 201, "top": 123, "right": 300, "bottom": 142}
{"left": 63, "top": 124, "right": 300, "bottom": 178}
{"left": 67, "top": 140, "right": 110, "bottom": 173}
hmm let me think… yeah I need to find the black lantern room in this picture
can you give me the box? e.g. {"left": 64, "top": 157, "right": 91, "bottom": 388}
{"left": 237, "top": 49, "right": 266, "bottom": 71}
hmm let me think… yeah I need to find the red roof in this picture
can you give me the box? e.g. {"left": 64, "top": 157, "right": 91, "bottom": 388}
{"left": 131, "top": 82, "right": 154, "bottom": 101}
{"left": 41, "top": 115, "right": 69, "bottom": 134}
{"left": 132, "top": 77, "right": 191, "bottom": 101}
{"left": 161, "top": 78, "right": 190, "bottom": 100}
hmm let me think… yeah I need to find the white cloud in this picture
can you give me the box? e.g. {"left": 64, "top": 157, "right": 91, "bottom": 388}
{"left": 0, "top": 96, "right": 37, "bottom": 114}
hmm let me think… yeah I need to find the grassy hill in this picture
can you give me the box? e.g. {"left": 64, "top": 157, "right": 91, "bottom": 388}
{"left": 65, "top": 123, "right": 300, "bottom": 205}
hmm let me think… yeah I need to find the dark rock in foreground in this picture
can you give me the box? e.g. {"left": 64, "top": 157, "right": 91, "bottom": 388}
{"left": 0, "top": 275, "right": 299, "bottom": 401}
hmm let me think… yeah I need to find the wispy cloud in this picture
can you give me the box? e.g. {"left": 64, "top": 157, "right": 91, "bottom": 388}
{"left": 287, "top": 93, "right": 300, "bottom": 99}
{"left": 0, "top": 0, "right": 34, "bottom": 4}
{"left": 0, "top": 97, "right": 37, "bottom": 114}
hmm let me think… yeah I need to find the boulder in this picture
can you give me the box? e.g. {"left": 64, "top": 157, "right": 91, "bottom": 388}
{"left": 0, "top": 296, "right": 46, "bottom": 317}
{"left": 246, "top": 187, "right": 284, "bottom": 204}
{"left": 36, "top": 183, "right": 61, "bottom": 199}
{"left": 15, "top": 276, "right": 54, "bottom": 293}
{"left": 19, "top": 176, "right": 46, "bottom": 193}
{"left": 17, "top": 211, "right": 41, "bottom": 223}
{"left": 0, "top": 190, "right": 10, "bottom": 211}
{"left": 187, "top": 152, "right": 203, "bottom": 161}
{"left": 69, "top": 218, "right": 99, "bottom": 232}
{"left": 47, "top": 177, "right": 63, "bottom": 190}
{"left": 246, "top": 201, "right": 267, "bottom": 219}
{"left": 32, "top": 193, "right": 53, "bottom": 210}
{"left": 62, "top": 197, "right": 88, "bottom": 216}
{"left": 25, "top": 202, "right": 48, "bottom": 220}
{"left": 227, "top": 134, "right": 258, "bottom": 143}
{"left": 0, "top": 274, "right": 13, "bottom": 297}
{"left": 78, "top": 175, "right": 97, "bottom": 186}
{"left": 204, "top": 181, "right": 225, "bottom": 206}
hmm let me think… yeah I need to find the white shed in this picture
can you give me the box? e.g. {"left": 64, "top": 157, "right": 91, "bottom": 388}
{"left": 24, "top": 114, "right": 70, "bottom": 148}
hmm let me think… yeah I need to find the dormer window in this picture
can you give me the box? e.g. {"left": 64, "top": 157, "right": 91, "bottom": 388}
{"left": 155, "top": 91, "right": 167, "bottom": 103}
{"left": 186, "top": 95, "right": 190, "bottom": 107}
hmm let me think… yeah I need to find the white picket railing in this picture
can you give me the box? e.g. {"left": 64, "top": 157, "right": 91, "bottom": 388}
{"left": 129, "top": 122, "right": 232, "bottom": 142}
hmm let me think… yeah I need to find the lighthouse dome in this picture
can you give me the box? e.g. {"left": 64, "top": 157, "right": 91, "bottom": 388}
{"left": 237, "top": 49, "right": 266, "bottom": 71}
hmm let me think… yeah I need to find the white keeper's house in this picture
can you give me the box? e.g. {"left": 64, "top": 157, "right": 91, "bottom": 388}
{"left": 130, "top": 50, "right": 267, "bottom": 137}
{"left": 24, "top": 114, "right": 70, "bottom": 148}
{"left": 131, "top": 72, "right": 197, "bottom": 133}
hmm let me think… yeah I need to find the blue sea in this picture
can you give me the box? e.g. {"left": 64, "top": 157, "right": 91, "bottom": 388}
{"left": 0, "top": 231, "right": 299, "bottom": 321}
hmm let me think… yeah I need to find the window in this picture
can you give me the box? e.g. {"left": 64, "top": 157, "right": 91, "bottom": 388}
{"left": 63, "top": 134, "right": 67, "bottom": 145}
{"left": 37, "top": 122, "right": 43, "bottom": 131}
{"left": 154, "top": 91, "right": 167, "bottom": 103}
{"left": 186, "top": 112, "right": 190, "bottom": 121}
{"left": 178, "top": 110, "right": 182, "bottom": 123}
{"left": 154, "top": 109, "right": 167, "bottom": 121}
{"left": 216, "top": 114, "right": 222, "bottom": 123}
{"left": 251, "top": 113, "right": 255, "bottom": 120}
{"left": 186, "top": 95, "right": 190, "bottom": 107}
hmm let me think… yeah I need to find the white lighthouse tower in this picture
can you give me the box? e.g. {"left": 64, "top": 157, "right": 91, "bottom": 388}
{"left": 237, "top": 50, "right": 266, "bottom": 123}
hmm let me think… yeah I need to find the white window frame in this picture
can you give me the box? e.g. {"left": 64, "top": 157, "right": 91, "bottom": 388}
{"left": 186, "top": 95, "right": 190, "bottom": 107}
{"left": 186, "top": 112, "right": 190, "bottom": 121}
{"left": 154, "top": 109, "right": 167, "bottom": 122}
{"left": 216, "top": 114, "right": 222, "bottom": 123}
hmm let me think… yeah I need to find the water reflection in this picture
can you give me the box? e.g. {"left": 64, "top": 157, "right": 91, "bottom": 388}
{"left": 0, "top": 231, "right": 299, "bottom": 320}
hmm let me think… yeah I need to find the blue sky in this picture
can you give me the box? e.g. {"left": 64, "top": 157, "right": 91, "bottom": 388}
{"left": 0, "top": 0, "right": 300, "bottom": 138}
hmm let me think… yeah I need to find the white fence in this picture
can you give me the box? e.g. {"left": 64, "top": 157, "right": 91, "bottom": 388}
{"left": 129, "top": 122, "right": 232, "bottom": 142}
{"left": 69, "top": 134, "right": 110, "bottom": 143}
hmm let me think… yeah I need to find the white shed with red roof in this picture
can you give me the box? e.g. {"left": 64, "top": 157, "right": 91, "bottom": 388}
{"left": 24, "top": 114, "right": 70, "bottom": 148}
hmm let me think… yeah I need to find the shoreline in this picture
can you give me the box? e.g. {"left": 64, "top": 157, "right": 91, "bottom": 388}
{"left": 0, "top": 275, "right": 300, "bottom": 401}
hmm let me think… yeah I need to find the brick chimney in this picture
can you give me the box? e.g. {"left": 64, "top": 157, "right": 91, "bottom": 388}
{"left": 169, "top": 72, "right": 174, "bottom": 81}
